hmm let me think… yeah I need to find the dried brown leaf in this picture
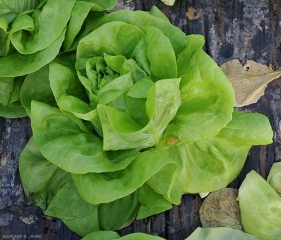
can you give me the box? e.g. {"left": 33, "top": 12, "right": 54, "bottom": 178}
{"left": 221, "top": 59, "right": 281, "bottom": 107}
{"left": 186, "top": 7, "right": 202, "bottom": 20}
{"left": 199, "top": 188, "right": 242, "bottom": 230}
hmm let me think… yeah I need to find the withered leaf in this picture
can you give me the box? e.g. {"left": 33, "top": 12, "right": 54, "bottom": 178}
{"left": 221, "top": 59, "right": 281, "bottom": 107}
{"left": 199, "top": 188, "right": 242, "bottom": 230}
{"left": 186, "top": 7, "right": 202, "bottom": 20}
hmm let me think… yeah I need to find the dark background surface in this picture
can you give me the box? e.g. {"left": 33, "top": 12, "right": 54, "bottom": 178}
{"left": 1, "top": 0, "right": 281, "bottom": 239}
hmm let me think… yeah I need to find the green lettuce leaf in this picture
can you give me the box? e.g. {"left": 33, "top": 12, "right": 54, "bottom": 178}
{"left": 267, "top": 162, "right": 281, "bottom": 195}
{"left": 0, "top": 0, "right": 39, "bottom": 23}
{"left": 30, "top": 101, "right": 140, "bottom": 174}
{"left": 163, "top": 35, "right": 235, "bottom": 144}
{"left": 44, "top": 182, "right": 100, "bottom": 237}
{"left": 71, "top": 149, "right": 180, "bottom": 205}
{"left": 20, "top": 65, "right": 56, "bottom": 116}
{"left": 0, "top": 76, "right": 26, "bottom": 117}
{"left": 185, "top": 227, "right": 260, "bottom": 240}
{"left": 82, "top": 231, "right": 165, "bottom": 240}
{"left": 238, "top": 171, "right": 281, "bottom": 240}
{"left": 9, "top": 0, "right": 75, "bottom": 54}
{"left": 19, "top": 137, "right": 73, "bottom": 210}
{"left": 157, "top": 110, "right": 272, "bottom": 193}
{"left": 19, "top": 137, "right": 140, "bottom": 236}
{"left": 0, "top": 28, "right": 65, "bottom": 77}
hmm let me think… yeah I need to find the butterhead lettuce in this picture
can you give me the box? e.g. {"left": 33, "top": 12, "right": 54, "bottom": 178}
{"left": 14, "top": 4, "right": 274, "bottom": 237}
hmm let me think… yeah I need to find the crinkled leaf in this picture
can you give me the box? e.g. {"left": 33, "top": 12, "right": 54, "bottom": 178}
{"left": 99, "top": 78, "right": 181, "bottom": 150}
{"left": 10, "top": 0, "right": 75, "bottom": 54}
{"left": 72, "top": 149, "right": 179, "bottom": 204}
{"left": 267, "top": 162, "right": 281, "bottom": 195}
{"left": 0, "top": 28, "right": 65, "bottom": 77}
{"left": 238, "top": 171, "right": 281, "bottom": 240}
{"left": 164, "top": 35, "right": 235, "bottom": 143}
{"left": 185, "top": 227, "right": 260, "bottom": 240}
{"left": 77, "top": 21, "right": 150, "bottom": 74}
{"left": 199, "top": 188, "right": 242, "bottom": 230}
{"left": 158, "top": 110, "right": 271, "bottom": 193}
{"left": 0, "top": 0, "right": 39, "bottom": 23}
{"left": 90, "top": 8, "right": 187, "bottom": 55}
{"left": 217, "top": 110, "right": 273, "bottom": 145}
{"left": 63, "top": 1, "right": 106, "bottom": 52}
{"left": 31, "top": 101, "right": 140, "bottom": 174}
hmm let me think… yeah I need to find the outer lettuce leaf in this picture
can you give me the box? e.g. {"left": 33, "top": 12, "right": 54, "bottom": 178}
{"left": 267, "top": 162, "right": 281, "bottom": 195}
{"left": 71, "top": 149, "right": 180, "bottom": 205}
{"left": 10, "top": 0, "right": 75, "bottom": 54}
{"left": 137, "top": 183, "right": 172, "bottom": 219}
{"left": 20, "top": 65, "right": 56, "bottom": 116}
{"left": 98, "top": 191, "right": 139, "bottom": 230}
{"left": 63, "top": 1, "right": 96, "bottom": 52}
{"left": 19, "top": 137, "right": 73, "bottom": 210}
{"left": 218, "top": 110, "right": 273, "bottom": 145}
{"left": 0, "top": 76, "right": 26, "bottom": 117}
{"left": 157, "top": 110, "right": 273, "bottom": 193}
{"left": 19, "top": 137, "right": 140, "bottom": 236}
{"left": 115, "top": 233, "right": 165, "bottom": 240}
{"left": 44, "top": 183, "right": 100, "bottom": 237}
{"left": 82, "top": 231, "right": 121, "bottom": 240}
{"left": 185, "top": 227, "right": 260, "bottom": 240}
{"left": 30, "top": 101, "right": 140, "bottom": 174}
{"left": 163, "top": 35, "right": 235, "bottom": 144}
{"left": 238, "top": 171, "right": 281, "bottom": 240}
{"left": 82, "top": 231, "right": 165, "bottom": 240}
{"left": 0, "top": 0, "right": 39, "bottom": 23}
{"left": 63, "top": 0, "right": 117, "bottom": 52}
{"left": 0, "top": 28, "right": 66, "bottom": 77}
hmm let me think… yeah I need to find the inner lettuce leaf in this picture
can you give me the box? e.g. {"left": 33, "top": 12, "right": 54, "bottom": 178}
{"left": 238, "top": 170, "right": 281, "bottom": 240}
